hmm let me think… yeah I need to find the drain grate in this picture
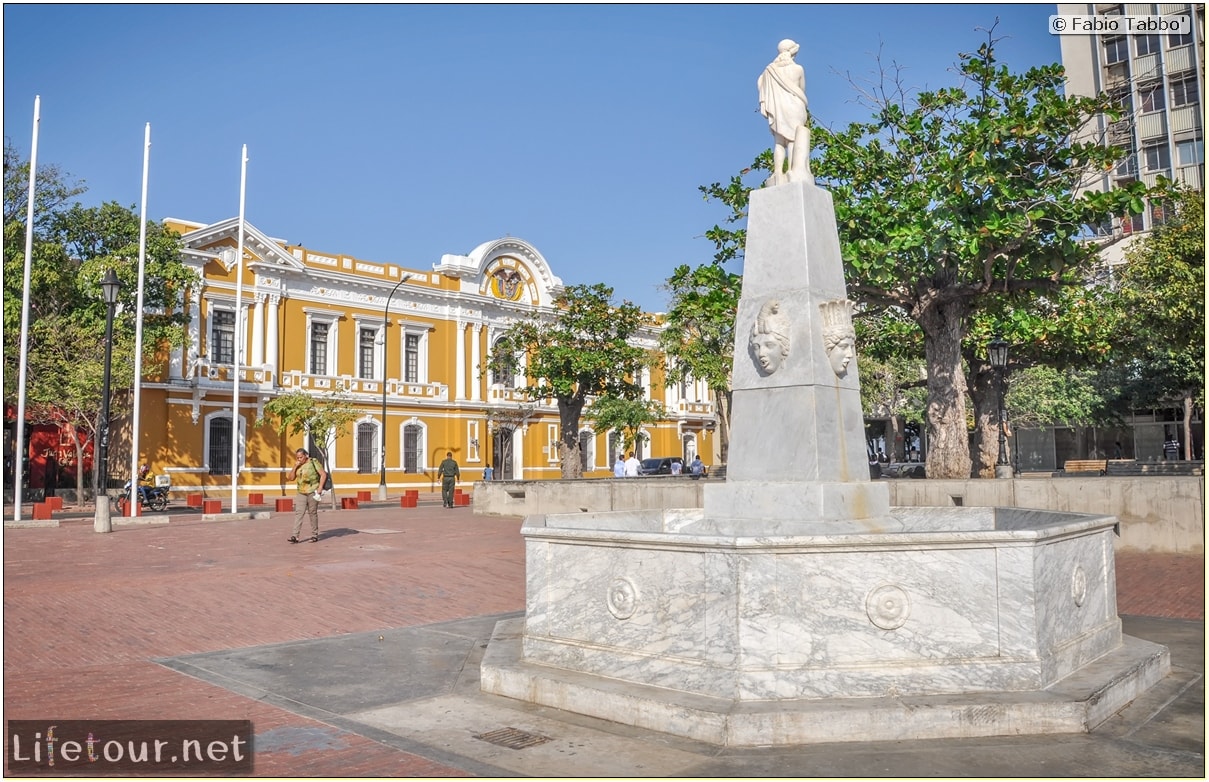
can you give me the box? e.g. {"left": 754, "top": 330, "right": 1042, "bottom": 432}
{"left": 473, "top": 726, "right": 552, "bottom": 750}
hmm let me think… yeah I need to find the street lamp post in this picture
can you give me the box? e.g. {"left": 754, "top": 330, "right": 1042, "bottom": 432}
{"left": 987, "top": 335, "right": 1011, "bottom": 478}
{"left": 93, "top": 269, "right": 121, "bottom": 533}
{"left": 378, "top": 273, "right": 411, "bottom": 501}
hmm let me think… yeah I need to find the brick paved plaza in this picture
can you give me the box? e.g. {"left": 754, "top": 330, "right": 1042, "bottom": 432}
{"left": 3, "top": 497, "right": 1203, "bottom": 776}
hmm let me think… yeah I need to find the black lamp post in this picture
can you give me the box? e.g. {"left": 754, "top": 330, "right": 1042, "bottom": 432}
{"left": 93, "top": 268, "right": 121, "bottom": 532}
{"left": 378, "top": 273, "right": 411, "bottom": 500}
{"left": 987, "top": 335, "right": 1010, "bottom": 475}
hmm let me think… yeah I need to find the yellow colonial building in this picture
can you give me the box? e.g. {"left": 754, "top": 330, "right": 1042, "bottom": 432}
{"left": 136, "top": 217, "right": 717, "bottom": 497}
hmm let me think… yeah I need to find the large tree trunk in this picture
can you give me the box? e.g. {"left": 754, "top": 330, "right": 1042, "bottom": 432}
{"left": 968, "top": 363, "right": 998, "bottom": 478}
{"left": 558, "top": 397, "right": 584, "bottom": 479}
{"left": 919, "top": 299, "right": 972, "bottom": 479}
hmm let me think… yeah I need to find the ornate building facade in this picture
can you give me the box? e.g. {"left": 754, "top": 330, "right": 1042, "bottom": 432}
{"left": 136, "top": 218, "right": 716, "bottom": 495}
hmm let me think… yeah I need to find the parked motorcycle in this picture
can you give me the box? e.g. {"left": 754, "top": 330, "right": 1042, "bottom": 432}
{"left": 119, "top": 478, "right": 170, "bottom": 512}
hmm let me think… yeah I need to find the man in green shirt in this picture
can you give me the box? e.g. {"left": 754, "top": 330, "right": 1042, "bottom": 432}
{"left": 287, "top": 448, "right": 327, "bottom": 543}
{"left": 438, "top": 451, "right": 460, "bottom": 508}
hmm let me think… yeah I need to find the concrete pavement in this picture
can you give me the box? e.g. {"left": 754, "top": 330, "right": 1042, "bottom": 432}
{"left": 3, "top": 498, "right": 1203, "bottom": 777}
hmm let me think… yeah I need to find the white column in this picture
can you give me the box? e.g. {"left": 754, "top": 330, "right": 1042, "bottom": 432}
{"left": 455, "top": 320, "right": 466, "bottom": 400}
{"left": 250, "top": 293, "right": 265, "bottom": 366}
{"left": 187, "top": 287, "right": 202, "bottom": 377}
{"left": 266, "top": 295, "right": 280, "bottom": 374}
{"left": 470, "top": 323, "right": 482, "bottom": 401}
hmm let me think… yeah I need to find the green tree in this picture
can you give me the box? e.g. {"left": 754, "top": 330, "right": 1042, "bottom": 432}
{"left": 964, "top": 278, "right": 1126, "bottom": 475}
{"left": 1113, "top": 187, "right": 1205, "bottom": 458}
{"left": 258, "top": 390, "right": 359, "bottom": 508}
{"left": 583, "top": 395, "right": 666, "bottom": 457}
{"left": 4, "top": 142, "right": 195, "bottom": 498}
{"left": 659, "top": 263, "right": 741, "bottom": 462}
{"left": 1004, "top": 365, "right": 1110, "bottom": 429}
{"left": 487, "top": 283, "right": 651, "bottom": 479}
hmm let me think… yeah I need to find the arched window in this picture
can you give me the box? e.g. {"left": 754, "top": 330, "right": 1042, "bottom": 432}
{"left": 403, "top": 423, "right": 423, "bottom": 473}
{"left": 208, "top": 417, "right": 232, "bottom": 475}
{"left": 204, "top": 412, "right": 245, "bottom": 475}
{"left": 608, "top": 431, "right": 621, "bottom": 468}
{"left": 579, "top": 429, "right": 594, "bottom": 471}
{"left": 356, "top": 422, "right": 377, "bottom": 473}
{"left": 490, "top": 337, "right": 517, "bottom": 386}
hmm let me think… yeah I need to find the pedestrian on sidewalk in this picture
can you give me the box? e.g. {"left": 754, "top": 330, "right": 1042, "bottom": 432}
{"left": 286, "top": 448, "right": 327, "bottom": 543}
{"left": 438, "top": 451, "right": 461, "bottom": 508}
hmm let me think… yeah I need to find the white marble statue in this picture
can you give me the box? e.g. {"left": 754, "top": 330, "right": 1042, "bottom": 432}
{"left": 820, "top": 298, "right": 856, "bottom": 377}
{"left": 749, "top": 299, "right": 791, "bottom": 374}
{"left": 758, "top": 39, "right": 814, "bottom": 186}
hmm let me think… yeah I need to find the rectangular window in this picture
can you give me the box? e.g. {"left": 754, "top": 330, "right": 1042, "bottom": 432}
{"left": 1115, "top": 152, "right": 1138, "bottom": 179}
{"left": 1169, "top": 29, "right": 1193, "bottom": 47}
{"left": 359, "top": 328, "right": 376, "bottom": 380}
{"left": 310, "top": 322, "right": 329, "bottom": 375}
{"left": 1171, "top": 76, "right": 1199, "bottom": 107}
{"left": 468, "top": 421, "right": 480, "bottom": 462}
{"left": 1139, "top": 82, "right": 1165, "bottom": 113}
{"left": 404, "top": 334, "right": 419, "bottom": 383}
{"left": 1142, "top": 143, "right": 1171, "bottom": 171}
{"left": 1135, "top": 34, "right": 1161, "bottom": 56}
{"left": 1103, "top": 36, "right": 1129, "bottom": 65}
{"left": 210, "top": 309, "right": 235, "bottom": 364}
{"left": 1176, "top": 139, "right": 1204, "bottom": 166}
{"left": 1150, "top": 198, "right": 1171, "bottom": 227}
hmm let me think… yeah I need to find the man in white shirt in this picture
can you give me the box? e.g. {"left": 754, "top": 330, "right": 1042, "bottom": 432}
{"left": 623, "top": 452, "right": 641, "bottom": 477}
{"left": 613, "top": 455, "right": 626, "bottom": 478}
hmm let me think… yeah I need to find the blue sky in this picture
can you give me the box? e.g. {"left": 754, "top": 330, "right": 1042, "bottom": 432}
{"left": 3, "top": 3, "right": 1061, "bottom": 312}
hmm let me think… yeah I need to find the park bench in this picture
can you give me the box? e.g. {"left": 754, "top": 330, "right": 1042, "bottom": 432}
{"left": 1105, "top": 459, "right": 1204, "bottom": 477}
{"left": 1061, "top": 459, "right": 1107, "bottom": 475}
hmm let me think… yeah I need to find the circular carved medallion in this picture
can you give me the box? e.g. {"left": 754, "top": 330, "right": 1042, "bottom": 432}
{"left": 1072, "top": 565, "right": 1088, "bottom": 607}
{"left": 866, "top": 584, "right": 910, "bottom": 630}
{"left": 606, "top": 577, "right": 638, "bottom": 620}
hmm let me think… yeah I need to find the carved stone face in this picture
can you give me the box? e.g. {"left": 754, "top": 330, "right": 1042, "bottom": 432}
{"left": 828, "top": 336, "right": 856, "bottom": 376}
{"left": 752, "top": 332, "right": 789, "bottom": 374}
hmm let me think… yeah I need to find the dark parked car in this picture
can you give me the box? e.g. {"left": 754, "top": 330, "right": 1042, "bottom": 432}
{"left": 638, "top": 457, "right": 684, "bottom": 476}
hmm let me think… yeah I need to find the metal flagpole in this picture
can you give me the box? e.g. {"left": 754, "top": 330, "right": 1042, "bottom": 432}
{"left": 13, "top": 96, "right": 41, "bottom": 522}
{"left": 128, "top": 123, "right": 151, "bottom": 517}
{"left": 230, "top": 145, "right": 248, "bottom": 513}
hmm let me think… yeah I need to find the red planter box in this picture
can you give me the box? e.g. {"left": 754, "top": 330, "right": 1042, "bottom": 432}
{"left": 187, "top": 493, "right": 204, "bottom": 508}
{"left": 45, "top": 496, "right": 64, "bottom": 511}
{"left": 405, "top": 489, "right": 419, "bottom": 498}
{"left": 125, "top": 500, "right": 141, "bottom": 517}
{"left": 356, "top": 490, "right": 372, "bottom": 502}
{"left": 275, "top": 497, "right": 294, "bottom": 513}
{"left": 400, "top": 495, "right": 417, "bottom": 508}
{"left": 341, "top": 497, "right": 359, "bottom": 510}
{"left": 202, "top": 499, "right": 222, "bottom": 514}
{"left": 33, "top": 502, "right": 52, "bottom": 520}
{"left": 247, "top": 492, "right": 264, "bottom": 505}
{"left": 455, "top": 493, "right": 471, "bottom": 506}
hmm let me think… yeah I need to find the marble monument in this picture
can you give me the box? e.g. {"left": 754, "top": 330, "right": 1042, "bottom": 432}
{"left": 480, "top": 43, "right": 1169, "bottom": 746}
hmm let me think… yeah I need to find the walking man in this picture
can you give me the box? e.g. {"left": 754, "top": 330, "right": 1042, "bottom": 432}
{"left": 438, "top": 451, "right": 461, "bottom": 508}
{"left": 287, "top": 448, "right": 327, "bottom": 544}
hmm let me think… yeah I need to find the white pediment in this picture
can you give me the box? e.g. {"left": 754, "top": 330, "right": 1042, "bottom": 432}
{"left": 180, "top": 218, "right": 306, "bottom": 271}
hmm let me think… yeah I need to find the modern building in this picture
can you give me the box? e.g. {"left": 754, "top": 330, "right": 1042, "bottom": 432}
{"left": 113, "top": 218, "right": 716, "bottom": 498}
{"left": 1010, "top": 2, "right": 1207, "bottom": 470}
{"left": 1058, "top": 1, "right": 1205, "bottom": 264}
